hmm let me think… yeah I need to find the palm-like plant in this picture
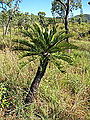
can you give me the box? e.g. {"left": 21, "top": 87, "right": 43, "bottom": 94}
{"left": 13, "top": 23, "right": 77, "bottom": 104}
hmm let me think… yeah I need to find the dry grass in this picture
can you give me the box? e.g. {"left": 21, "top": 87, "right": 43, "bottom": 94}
{"left": 0, "top": 23, "right": 90, "bottom": 119}
{"left": 0, "top": 40, "right": 90, "bottom": 119}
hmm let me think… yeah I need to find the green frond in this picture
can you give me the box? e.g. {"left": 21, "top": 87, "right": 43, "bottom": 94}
{"left": 43, "top": 28, "right": 49, "bottom": 46}
{"left": 63, "top": 42, "right": 78, "bottom": 49}
{"left": 21, "top": 23, "right": 47, "bottom": 50}
{"left": 48, "top": 29, "right": 53, "bottom": 43}
{"left": 20, "top": 52, "right": 40, "bottom": 58}
{"left": 51, "top": 31, "right": 65, "bottom": 42}
{"left": 13, "top": 46, "right": 35, "bottom": 52}
{"left": 53, "top": 54, "right": 73, "bottom": 64}
{"left": 13, "top": 39, "right": 36, "bottom": 50}
{"left": 31, "top": 38, "right": 46, "bottom": 51}
{"left": 49, "top": 42, "right": 78, "bottom": 53}
{"left": 51, "top": 31, "right": 65, "bottom": 46}
{"left": 47, "top": 26, "right": 58, "bottom": 42}
{"left": 13, "top": 22, "right": 76, "bottom": 67}
{"left": 51, "top": 58, "right": 65, "bottom": 73}
{"left": 52, "top": 25, "right": 57, "bottom": 34}
{"left": 21, "top": 31, "right": 34, "bottom": 39}
{"left": 33, "top": 22, "right": 43, "bottom": 35}
{"left": 33, "top": 23, "right": 47, "bottom": 48}
{"left": 56, "top": 42, "right": 78, "bottom": 50}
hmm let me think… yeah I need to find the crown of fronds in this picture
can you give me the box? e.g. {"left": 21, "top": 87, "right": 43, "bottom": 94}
{"left": 13, "top": 22, "right": 78, "bottom": 67}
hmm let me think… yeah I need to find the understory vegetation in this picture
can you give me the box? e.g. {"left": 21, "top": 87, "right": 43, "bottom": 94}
{"left": 0, "top": 24, "right": 90, "bottom": 119}
{"left": 0, "top": 0, "right": 90, "bottom": 120}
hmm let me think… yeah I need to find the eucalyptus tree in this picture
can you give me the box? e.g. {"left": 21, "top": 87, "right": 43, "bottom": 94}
{"left": 0, "top": 0, "right": 21, "bottom": 36}
{"left": 51, "top": 0, "right": 82, "bottom": 42}
{"left": 0, "top": 0, "right": 13, "bottom": 37}
{"left": 0, "top": 0, "right": 13, "bottom": 10}
{"left": 4, "top": 8, "right": 17, "bottom": 35}
{"left": 13, "top": 22, "right": 77, "bottom": 104}
{"left": 0, "top": 0, "right": 21, "bottom": 13}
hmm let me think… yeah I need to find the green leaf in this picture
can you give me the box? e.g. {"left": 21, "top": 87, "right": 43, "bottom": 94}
{"left": 33, "top": 22, "right": 42, "bottom": 36}
{"left": 21, "top": 31, "right": 34, "bottom": 39}
{"left": 20, "top": 52, "right": 40, "bottom": 58}
{"left": 49, "top": 42, "right": 78, "bottom": 53}
{"left": 51, "top": 31, "right": 65, "bottom": 44}
{"left": 52, "top": 59, "right": 65, "bottom": 73}
{"left": 13, "top": 46, "right": 33, "bottom": 51}
{"left": 53, "top": 54, "right": 73, "bottom": 63}
{"left": 13, "top": 39, "right": 36, "bottom": 49}
{"left": 43, "top": 28, "right": 49, "bottom": 46}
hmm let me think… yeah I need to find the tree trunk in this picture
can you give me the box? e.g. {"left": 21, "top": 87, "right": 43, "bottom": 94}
{"left": 2, "top": 18, "right": 5, "bottom": 39}
{"left": 2, "top": 25, "right": 5, "bottom": 39}
{"left": 10, "top": 24, "right": 12, "bottom": 40}
{"left": 25, "top": 57, "right": 49, "bottom": 104}
{"left": 65, "top": 0, "right": 70, "bottom": 42}
{"left": 5, "top": 16, "right": 12, "bottom": 35}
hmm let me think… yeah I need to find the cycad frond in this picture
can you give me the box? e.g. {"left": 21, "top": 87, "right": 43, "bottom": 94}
{"left": 33, "top": 22, "right": 42, "bottom": 36}
{"left": 20, "top": 52, "right": 40, "bottom": 58}
{"left": 51, "top": 31, "right": 65, "bottom": 43}
{"left": 51, "top": 58, "right": 65, "bottom": 73}
{"left": 21, "top": 31, "right": 34, "bottom": 39}
{"left": 31, "top": 38, "right": 46, "bottom": 51}
{"left": 53, "top": 54, "right": 73, "bottom": 64}
{"left": 43, "top": 28, "right": 49, "bottom": 46}
{"left": 52, "top": 33, "right": 72, "bottom": 45}
{"left": 13, "top": 22, "right": 78, "bottom": 64}
{"left": 13, "top": 46, "right": 35, "bottom": 52}
{"left": 49, "top": 41, "right": 78, "bottom": 53}
{"left": 32, "top": 23, "right": 47, "bottom": 50}
{"left": 22, "top": 23, "right": 47, "bottom": 51}
{"left": 13, "top": 39, "right": 36, "bottom": 50}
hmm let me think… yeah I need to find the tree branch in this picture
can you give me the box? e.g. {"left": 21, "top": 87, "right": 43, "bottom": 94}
{"left": 0, "top": 2, "right": 7, "bottom": 11}
{"left": 56, "top": 0, "right": 66, "bottom": 9}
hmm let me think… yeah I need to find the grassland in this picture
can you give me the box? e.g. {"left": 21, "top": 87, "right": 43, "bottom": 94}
{"left": 0, "top": 23, "right": 90, "bottom": 120}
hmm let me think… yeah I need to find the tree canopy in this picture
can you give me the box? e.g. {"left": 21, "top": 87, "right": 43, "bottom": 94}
{"left": 0, "top": 0, "right": 21, "bottom": 10}
{"left": 51, "top": 0, "right": 82, "bottom": 18}
{"left": 38, "top": 11, "right": 46, "bottom": 17}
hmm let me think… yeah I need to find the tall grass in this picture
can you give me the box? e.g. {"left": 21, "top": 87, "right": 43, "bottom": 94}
{"left": 0, "top": 22, "right": 90, "bottom": 119}
{"left": 0, "top": 38, "right": 90, "bottom": 119}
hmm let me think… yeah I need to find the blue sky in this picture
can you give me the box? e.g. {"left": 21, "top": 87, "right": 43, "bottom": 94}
{"left": 19, "top": 0, "right": 90, "bottom": 17}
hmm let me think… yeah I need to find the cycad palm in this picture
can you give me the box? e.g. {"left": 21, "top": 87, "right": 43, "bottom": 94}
{"left": 13, "top": 23, "right": 77, "bottom": 104}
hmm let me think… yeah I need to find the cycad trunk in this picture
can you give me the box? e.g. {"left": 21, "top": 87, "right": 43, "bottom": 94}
{"left": 25, "top": 57, "right": 49, "bottom": 104}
